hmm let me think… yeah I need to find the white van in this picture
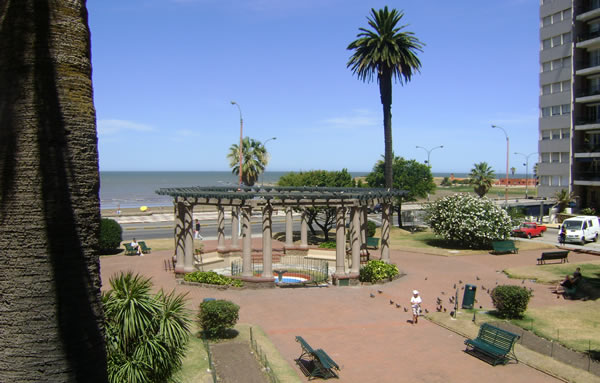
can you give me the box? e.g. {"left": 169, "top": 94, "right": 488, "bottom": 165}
{"left": 559, "top": 216, "right": 600, "bottom": 245}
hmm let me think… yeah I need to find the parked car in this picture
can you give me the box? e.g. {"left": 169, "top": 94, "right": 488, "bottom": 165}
{"left": 511, "top": 222, "right": 547, "bottom": 239}
{"left": 559, "top": 215, "right": 600, "bottom": 245}
{"left": 368, "top": 204, "right": 382, "bottom": 214}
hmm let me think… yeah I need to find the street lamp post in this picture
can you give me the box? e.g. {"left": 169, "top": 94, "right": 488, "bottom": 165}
{"left": 492, "top": 125, "right": 509, "bottom": 206}
{"left": 415, "top": 145, "right": 444, "bottom": 168}
{"left": 261, "top": 136, "right": 277, "bottom": 187}
{"left": 514, "top": 151, "right": 537, "bottom": 199}
{"left": 231, "top": 101, "right": 243, "bottom": 188}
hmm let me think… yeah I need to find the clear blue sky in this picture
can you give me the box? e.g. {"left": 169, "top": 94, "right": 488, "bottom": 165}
{"left": 88, "top": 0, "right": 539, "bottom": 174}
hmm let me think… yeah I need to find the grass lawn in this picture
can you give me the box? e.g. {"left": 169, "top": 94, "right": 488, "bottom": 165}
{"left": 380, "top": 226, "right": 554, "bottom": 256}
{"left": 504, "top": 261, "right": 600, "bottom": 284}
{"left": 175, "top": 325, "right": 211, "bottom": 383}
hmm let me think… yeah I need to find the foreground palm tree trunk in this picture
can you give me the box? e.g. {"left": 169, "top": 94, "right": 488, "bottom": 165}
{"left": 0, "top": 1, "right": 108, "bottom": 381}
{"left": 380, "top": 69, "right": 393, "bottom": 189}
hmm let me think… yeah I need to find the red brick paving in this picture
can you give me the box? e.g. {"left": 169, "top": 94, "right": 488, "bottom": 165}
{"left": 101, "top": 239, "right": 599, "bottom": 382}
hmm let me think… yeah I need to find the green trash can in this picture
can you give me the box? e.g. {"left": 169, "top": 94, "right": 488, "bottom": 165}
{"left": 462, "top": 284, "right": 476, "bottom": 309}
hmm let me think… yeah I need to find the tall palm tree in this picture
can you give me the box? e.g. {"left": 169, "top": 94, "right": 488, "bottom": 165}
{"left": 227, "top": 137, "right": 268, "bottom": 186}
{"left": 0, "top": 1, "right": 108, "bottom": 381}
{"left": 469, "top": 162, "right": 496, "bottom": 198}
{"left": 347, "top": 6, "right": 424, "bottom": 188}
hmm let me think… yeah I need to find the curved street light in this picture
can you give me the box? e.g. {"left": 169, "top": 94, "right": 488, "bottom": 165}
{"left": 415, "top": 145, "right": 444, "bottom": 168}
{"left": 261, "top": 137, "right": 277, "bottom": 187}
{"left": 514, "top": 151, "right": 537, "bottom": 199}
{"left": 492, "top": 124, "right": 509, "bottom": 206}
{"left": 231, "top": 101, "right": 243, "bottom": 188}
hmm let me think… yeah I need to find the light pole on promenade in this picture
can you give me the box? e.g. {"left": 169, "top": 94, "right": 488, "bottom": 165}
{"left": 415, "top": 145, "right": 444, "bottom": 168}
{"left": 261, "top": 137, "right": 277, "bottom": 187}
{"left": 514, "top": 151, "right": 537, "bottom": 199}
{"left": 492, "top": 124, "right": 509, "bottom": 206}
{"left": 231, "top": 101, "right": 243, "bottom": 188}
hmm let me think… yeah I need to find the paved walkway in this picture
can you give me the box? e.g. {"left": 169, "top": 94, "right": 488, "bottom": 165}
{"left": 100, "top": 241, "right": 599, "bottom": 382}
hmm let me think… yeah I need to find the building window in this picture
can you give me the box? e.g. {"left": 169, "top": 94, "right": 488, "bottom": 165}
{"left": 552, "top": 130, "right": 561, "bottom": 139}
{"left": 542, "top": 107, "right": 551, "bottom": 117}
{"left": 552, "top": 106, "right": 561, "bottom": 116}
{"left": 561, "top": 176, "right": 569, "bottom": 186}
{"left": 563, "top": 9, "right": 571, "bottom": 20}
{"left": 553, "top": 35, "right": 562, "bottom": 47}
{"left": 542, "top": 84, "right": 551, "bottom": 95}
{"left": 552, "top": 59, "right": 562, "bottom": 70}
{"left": 541, "top": 176, "right": 550, "bottom": 186}
{"left": 541, "top": 153, "right": 550, "bottom": 163}
{"left": 553, "top": 13, "right": 562, "bottom": 24}
{"left": 542, "top": 130, "right": 551, "bottom": 140}
{"left": 561, "top": 152, "right": 570, "bottom": 163}
{"left": 543, "top": 38, "right": 551, "bottom": 50}
{"left": 563, "top": 57, "right": 571, "bottom": 67}
{"left": 542, "top": 15, "right": 551, "bottom": 27}
{"left": 552, "top": 82, "right": 561, "bottom": 93}
{"left": 562, "top": 128, "right": 570, "bottom": 139}
{"left": 551, "top": 152, "right": 560, "bottom": 162}
{"left": 563, "top": 32, "right": 571, "bottom": 44}
{"left": 562, "top": 80, "right": 570, "bottom": 92}
{"left": 542, "top": 61, "right": 552, "bottom": 72}
{"left": 591, "top": 50, "right": 600, "bottom": 67}
{"left": 553, "top": 176, "right": 561, "bottom": 186}
{"left": 562, "top": 104, "right": 571, "bottom": 114}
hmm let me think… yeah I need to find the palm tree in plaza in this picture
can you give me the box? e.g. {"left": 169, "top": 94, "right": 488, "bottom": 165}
{"left": 227, "top": 137, "right": 268, "bottom": 186}
{"left": 469, "top": 162, "right": 496, "bottom": 198}
{"left": 0, "top": 1, "right": 108, "bottom": 381}
{"left": 347, "top": 6, "right": 424, "bottom": 188}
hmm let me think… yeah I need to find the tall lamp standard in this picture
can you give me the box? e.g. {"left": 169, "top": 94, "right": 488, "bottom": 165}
{"left": 231, "top": 101, "right": 243, "bottom": 188}
{"left": 514, "top": 151, "right": 537, "bottom": 199}
{"left": 415, "top": 145, "right": 444, "bottom": 168}
{"left": 492, "top": 124, "right": 509, "bottom": 206}
{"left": 261, "top": 136, "right": 277, "bottom": 187}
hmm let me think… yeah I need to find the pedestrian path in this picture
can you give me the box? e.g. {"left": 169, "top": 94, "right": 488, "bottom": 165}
{"left": 111, "top": 210, "right": 291, "bottom": 224}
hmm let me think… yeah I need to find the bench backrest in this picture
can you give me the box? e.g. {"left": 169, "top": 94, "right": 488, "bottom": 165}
{"left": 492, "top": 240, "right": 515, "bottom": 248}
{"left": 295, "top": 336, "right": 315, "bottom": 354}
{"left": 477, "top": 323, "right": 519, "bottom": 353}
{"left": 314, "top": 349, "right": 338, "bottom": 370}
{"left": 124, "top": 243, "right": 134, "bottom": 250}
{"left": 139, "top": 241, "right": 150, "bottom": 250}
{"left": 541, "top": 251, "right": 568, "bottom": 259}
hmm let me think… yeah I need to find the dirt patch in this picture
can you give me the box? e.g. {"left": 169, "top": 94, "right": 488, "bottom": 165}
{"left": 211, "top": 342, "right": 268, "bottom": 383}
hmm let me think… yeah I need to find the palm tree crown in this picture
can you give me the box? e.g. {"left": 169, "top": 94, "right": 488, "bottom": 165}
{"left": 347, "top": 6, "right": 423, "bottom": 189}
{"left": 227, "top": 137, "right": 268, "bottom": 186}
{"left": 469, "top": 162, "right": 496, "bottom": 198}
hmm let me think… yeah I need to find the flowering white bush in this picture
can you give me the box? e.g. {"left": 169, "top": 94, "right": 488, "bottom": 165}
{"left": 425, "top": 194, "right": 512, "bottom": 249}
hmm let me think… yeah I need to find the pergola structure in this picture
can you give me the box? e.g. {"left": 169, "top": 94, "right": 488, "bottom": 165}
{"left": 156, "top": 186, "right": 405, "bottom": 283}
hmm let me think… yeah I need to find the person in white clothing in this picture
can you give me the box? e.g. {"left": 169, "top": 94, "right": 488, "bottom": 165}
{"left": 410, "top": 290, "right": 422, "bottom": 324}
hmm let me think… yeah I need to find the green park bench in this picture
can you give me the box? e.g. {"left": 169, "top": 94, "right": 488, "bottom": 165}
{"left": 138, "top": 241, "right": 152, "bottom": 253}
{"left": 491, "top": 240, "right": 518, "bottom": 254}
{"left": 123, "top": 243, "right": 138, "bottom": 255}
{"left": 295, "top": 336, "right": 340, "bottom": 380}
{"left": 366, "top": 237, "right": 380, "bottom": 249}
{"left": 464, "top": 323, "right": 520, "bottom": 366}
{"left": 537, "top": 250, "right": 569, "bottom": 265}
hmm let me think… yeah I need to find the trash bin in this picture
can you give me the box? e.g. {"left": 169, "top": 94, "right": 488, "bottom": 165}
{"left": 202, "top": 298, "right": 216, "bottom": 303}
{"left": 462, "top": 284, "right": 477, "bottom": 309}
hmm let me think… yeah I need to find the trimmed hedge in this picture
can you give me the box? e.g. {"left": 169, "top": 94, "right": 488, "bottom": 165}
{"left": 99, "top": 218, "right": 122, "bottom": 252}
{"left": 184, "top": 271, "right": 243, "bottom": 287}
{"left": 359, "top": 260, "right": 399, "bottom": 282}
{"left": 491, "top": 285, "right": 532, "bottom": 319}
{"left": 198, "top": 299, "right": 239, "bottom": 338}
{"left": 367, "top": 221, "right": 377, "bottom": 237}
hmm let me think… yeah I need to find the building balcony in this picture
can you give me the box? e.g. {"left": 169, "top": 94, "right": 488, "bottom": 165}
{"left": 576, "top": 88, "right": 600, "bottom": 103}
{"left": 574, "top": 144, "right": 600, "bottom": 156}
{"left": 577, "top": 31, "right": 600, "bottom": 49}
{"left": 573, "top": 171, "right": 600, "bottom": 184}
{"left": 575, "top": 118, "right": 600, "bottom": 129}
{"left": 576, "top": 4, "right": 600, "bottom": 22}
{"left": 576, "top": 62, "right": 600, "bottom": 76}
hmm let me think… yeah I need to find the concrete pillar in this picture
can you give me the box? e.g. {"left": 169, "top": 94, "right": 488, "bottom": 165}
{"left": 217, "top": 205, "right": 226, "bottom": 252}
{"left": 350, "top": 207, "right": 361, "bottom": 274}
{"left": 300, "top": 209, "right": 309, "bottom": 249}
{"left": 361, "top": 206, "right": 368, "bottom": 252}
{"left": 241, "top": 206, "right": 253, "bottom": 277}
{"left": 335, "top": 207, "right": 346, "bottom": 275}
{"left": 231, "top": 207, "right": 240, "bottom": 250}
{"left": 174, "top": 201, "right": 194, "bottom": 273}
{"left": 381, "top": 203, "right": 391, "bottom": 263}
{"left": 261, "top": 204, "right": 273, "bottom": 279}
{"left": 285, "top": 207, "right": 294, "bottom": 248}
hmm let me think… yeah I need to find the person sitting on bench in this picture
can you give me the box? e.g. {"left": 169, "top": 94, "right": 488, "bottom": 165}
{"left": 131, "top": 238, "right": 144, "bottom": 256}
{"left": 554, "top": 267, "right": 581, "bottom": 293}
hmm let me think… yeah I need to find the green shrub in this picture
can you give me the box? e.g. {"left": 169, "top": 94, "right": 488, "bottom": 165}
{"left": 359, "top": 260, "right": 399, "bottom": 282}
{"left": 425, "top": 194, "right": 513, "bottom": 249}
{"left": 580, "top": 207, "right": 596, "bottom": 216}
{"left": 440, "top": 176, "right": 452, "bottom": 186}
{"left": 184, "top": 271, "right": 243, "bottom": 287}
{"left": 367, "top": 221, "right": 377, "bottom": 237}
{"left": 318, "top": 241, "right": 336, "bottom": 249}
{"left": 490, "top": 285, "right": 532, "bottom": 319}
{"left": 99, "top": 218, "right": 122, "bottom": 252}
{"left": 198, "top": 299, "right": 240, "bottom": 338}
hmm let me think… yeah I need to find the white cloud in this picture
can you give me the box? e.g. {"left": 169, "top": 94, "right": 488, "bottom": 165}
{"left": 320, "top": 109, "right": 379, "bottom": 130}
{"left": 97, "top": 119, "right": 155, "bottom": 136}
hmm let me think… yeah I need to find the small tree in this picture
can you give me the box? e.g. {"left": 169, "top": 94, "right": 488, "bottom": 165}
{"left": 491, "top": 285, "right": 532, "bottom": 319}
{"left": 425, "top": 194, "right": 513, "bottom": 249}
{"left": 99, "top": 218, "right": 122, "bottom": 253}
{"left": 198, "top": 300, "right": 240, "bottom": 338}
{"left": 554, "top": 189, "right": 576, "bottom": 213}
{"left": 103, "top": 272, "right": 191, "bottom": 383}
{"left": 469, "top": 162, "right": 495, "bottom": 198}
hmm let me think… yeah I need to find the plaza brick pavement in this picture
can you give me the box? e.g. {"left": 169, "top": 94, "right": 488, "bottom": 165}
{"left": 100, "top": 238, "right": 599, "bottom": 383}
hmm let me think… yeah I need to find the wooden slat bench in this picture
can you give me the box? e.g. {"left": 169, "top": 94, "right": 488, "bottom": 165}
{"left": 295, "top": 336, "right": 340, "bottom": 380}
{"left": 491, "top": 240, "right": 518, "bottom": 254}
{"left": 138, "top": 241, "right": 152, "bottom": 253}
{"left": 537, "top": 250, "right": 569, "bottom": 265}
{"left": 123, "top": 243, "right": 138, "bottom": 255}
{"left": 366, "top": 237, "right": 380, "bottom": 249}
{"left": 464, "top": 323, "right": 520, "bottom": 366}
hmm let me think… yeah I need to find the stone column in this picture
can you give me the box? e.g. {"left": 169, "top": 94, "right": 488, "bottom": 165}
{"left": 241, "top": 206, "right": 253, "bottom": 277}
{"left": 217, "top": 205, "right": 226, "bottom": 252}
{"left": 335, "top": 207, "right": 346, "bottom": 275}
{"left": 381, "top": 203, "right": 391, "bottom": 263}
{"left": 300, "top": 209, "right": 309, "bottom": 249}
{"left": 350, "top": 207, "right": 361, "bottom": 274}
{"left": 261, "top": 204, "right": 273, "bottom": 279}
{"left": 361, "top": 206, "right": 368, "bottom": 253}
{"left": 285, "top": 207, "right": 294, "bottom": 248}
{"left": 231, "top": 207, "right": 240, "bottom": 250}
{"left": 174, "top": 201, "right": 194, "bottom": 273}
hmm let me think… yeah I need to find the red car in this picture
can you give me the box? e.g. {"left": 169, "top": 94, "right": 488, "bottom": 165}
{"left": 511, "top": 222, "right": 547, "bottom": 239}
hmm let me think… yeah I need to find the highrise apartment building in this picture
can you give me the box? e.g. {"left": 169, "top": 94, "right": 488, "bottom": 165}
{"left": 539, "top": 0, "right": 600, "bottom": 210}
